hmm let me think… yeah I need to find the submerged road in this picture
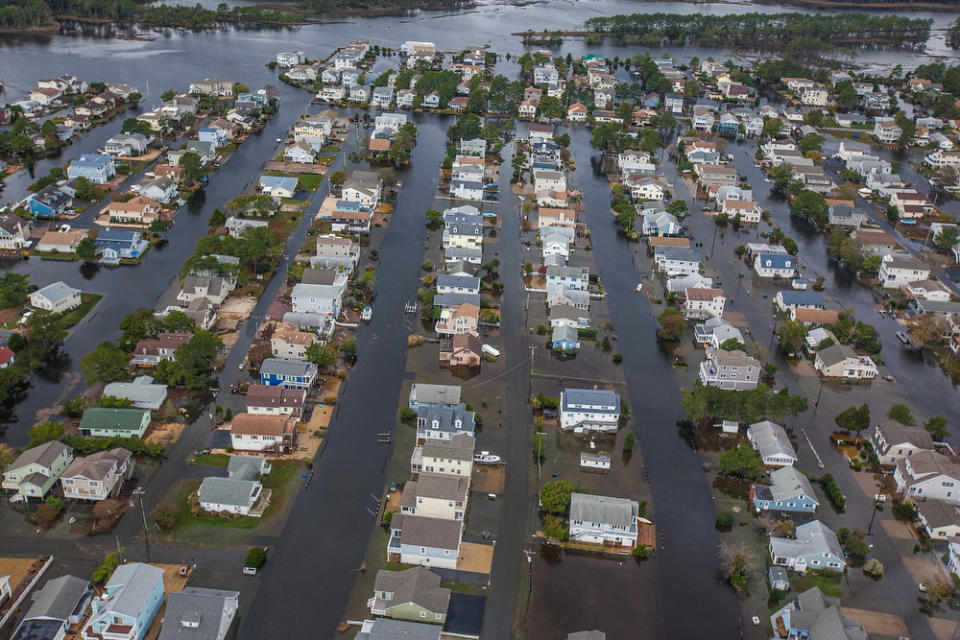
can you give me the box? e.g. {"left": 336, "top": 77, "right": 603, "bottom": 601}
{"left": 568, "top": 128, "right": 742, "bottom": 637}
{"left": 238, "top": 114, "right": 445, "bottom": 639}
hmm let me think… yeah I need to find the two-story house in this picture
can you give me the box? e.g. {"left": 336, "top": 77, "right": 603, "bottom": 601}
{"left": 258, "top": 358, "right": 318, "bottom": 390}
{"left": 416, "top": 404, "right": 475, "bottom": 442}
{"left": 871, "top": 422, "right": 935, "bottom": 466}
{"left": 2, "top": 441, "right": 73, "bottom": 502}
{"left": 229, "top": 413, "right": 297, "bottom": 454}
{"left": 367, "top": 567, "right": 450, "bottom": 624}
{"left": 895, "top": 451, "right": 960, "bottom": 505}
{"left": 60, "top": 448, "right": 133, "bottom": 501}
{"left": 82, "top": 563, "right": 164, "bottom": 640}
{"left": 568, "top": 492, "right": 639, "bottom": 549}
{"left": 410, "top": 435, "right": 474, "bottom": 478}
{"left": 387, "top": 514, "right": 462, "bottom": 569}
{"left": 559, "top": 388, "right": 621, "bottom": 433}
{"left": 245, "top": 384, "right": 306, "bottom": 417}
{"left": 699, "top": 348, "right": 761, "bottom": 391}
{"left": 400, "top": 473, "right": 470, "bottom": 521}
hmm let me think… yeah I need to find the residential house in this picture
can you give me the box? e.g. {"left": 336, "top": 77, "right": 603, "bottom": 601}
{"left": 177, "top": 275, "right": 231, "bottom": 307}
{"left": 408, "top": 384, "right": 462, "bottom": 411}
{"left": 694, "top": 164, "right": 738, "bottom": 188}
{"left": 904, "top": 279, "right": 952, "bottom": 302}
{"left": 103, "top": 196, "right": 162, "bottom": 225}
{"left": 105, "top": 133, "right": 150, "bottom": 156}
{"left": 751, "top": 466, "right": 819, "bottom": 514}
{"left": 918, "top": 500, "right": 960, "bottom": 541}
{"left": 814, "top": 344, "right": 878, "bottom": 380}
{"left": 895, "top": 451, "right": 960, "bottom": 504}
{"left": 229, "top": 413, "right": 297, "bottom": 453}
{"left": 79, "top": 408, "right": 151, "bottom": 439}
{"left": 95, "top": 229, "right": 149, "bottom": 263}
{"left": 683, "top": 287, "right": 725, "bottom": 320}
{"left": 245, "top": 384, "right": 306, "bottom": 417}
{"left": 559, "top": 388, "right": 620, "bottom": 433}
{"left": 792, "top": 308, "right": 840, "bottom": 326}
{"left": 435, "top": 303, "right": 480, "bottom": 336}
{"left": 103, "top": 376, "right": 168, "bottom": 410}
{"left": 355, "top": 619, "right": 442, "bottom": 640}
{"left": 774, "top": 290, "right": 824, "bottom": 312}
{"left": 0, "top": 213, "right": 31, "bottom": 250}
{"left": 189, "top": 78, "right": 233, "bottom": 96}
{"left": 654, "top": 247, "right": 700, "bottom": 276}
{"left": 67, "top": 154, "right": 115, "bottom": 184}
{"left": 538, "top": 207, "right": 576, "bottom": 229}
{"left": 198, "top": 456, "right": 269, "bottom": 516}
{"left": 2, "top": 441, "right": 73, "bottom": 502}
{"left": 10, "top": 575, "right": 92, "bottom": 640}
{"left": 721, "top": 199, "right": 761, "bottom": 223}
{"left": 387, "top": 514, "right": 462, "bottom": 569}
{"left": 416, "top": 404, "right": 475, "bottom": 442}
{"left": 567, "top": 102, "right": 587, "bottom": 122}
{"left": 568, "top": 493, "right": 639, "bottom": 548}
{"left": 314, "top": 235, "right": 360, "bottom": 272}
{"left": 82, "top": 563, "right": 164, "bottom": 640}
{"left": 130, "top": 333, "right": 190, "bottom": 367}
{"left": 546, "top": 265, "right": 589, "bottom": 293}
{"left": 371, "top": 86, "right": 393, "bottom": 108}
{"left": 410, "top": 435, "right": 475, "bottom": 478}
{"left": 747, "top": 420, "right": 798, "bottom": 467}
{"left": 439, "top": 332, "right": 482, "bottom": 368}
{"left": 29, "top": 186, "right": 73, "bottom": 219}
{"left": 769, "top": 521, "right": 845, "bottom": 573}
{"left": 694, "top": 317, "right": 744, "bottom": 350}
{"left": 36, "top": 229, "right": 87, "bottom": 254}
{"left": 258, "top": 175, "right": 298, "bottom": 199}
{"left": 284, "top": 141, "right": 316, "bottom": 164}
{"left": 367, "top": 566, "right": 450, "bottom": 623}
{"left": 873, "top": 117, "right": 902, "bottom": 143}
{"left": 270, "top": 324, "right": 318, "bottom": 360}
{"left": 258, "top": 358, "right": 318, "bottom": 390}
{"left": 753, "top": 253, "right": 796, "bottom": 278}
{"left": 770, "top": 588, "right": 866, "bottom": 639}
{"left": 29, "top": 281, "right": 82, "bottom": 313}
{"left": 552, "top": 324, "right": 580, "bottom": 352}
{"left": 291, "top": 283, "right": 343, "bottom": 318}
{"left": 157, "top": 588, "right": 239, "bottom": 640}
{"left": 60, "top": 448, "right": 133, "bottom": 501}
{"left": 699, "top": 348, "right": 761, "bottom": 390}
{"left": 401, "top": 473, "right": 470, "bottom": 521}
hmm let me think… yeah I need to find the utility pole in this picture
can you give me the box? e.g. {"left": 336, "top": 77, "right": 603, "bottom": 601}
{"left": 866, "top": 498, "right": 883, "bottom": 535}
{"left": 134, "top": 487, "right": 151, "bottom": 562}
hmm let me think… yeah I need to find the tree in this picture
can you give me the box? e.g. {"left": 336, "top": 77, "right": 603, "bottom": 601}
{"left": 863, "top": 558, "right": 884, "bottom": 579}
{"left": 715, "top": 511, "right": 735, "bottom": 531}
{"left": 719, "top": 338, "right": 745, "bottom": 352}
{"left": 834, "top": 404, "right": 870, "bottom": 435}
{"left": 790, "top": 189, "right": 828, "bottom": 223}
{"left": 81, "top": 341, "right": 130, "bottom": 385}
{"left": 539, "top": 480, "right": 581, "bottom": 515}
{"left": 156, "top": 330, "right": 222, "bottom": 390}
{"left": 798, "top": 133, "right": 824, "bottom": 154}
{"left": 907, "top": 313, "right": 949, "bottom": 348}
{"left": 0, "top": 273, "right": 32, "bottom": 308}
{"left": 179, "top": 152, "right": 203, "bottom": 184}
{"left": 777, "top": 318, "right": 808, "bottom": 354}
{"left": 657, "top": 308, "right": 685, "bottom": 341}
{"left": 934, "top": 226, "right": 959, "bottom": 252}
{"left": 762, "top": 117, "right": 783, "bottom": 138}
{"left": 329, "top": 170, "right": 346, "bottom": 189}
{"left": 161, "top": 89, "right": 177, "bottom": 101}
{"left": 887, "top": 403, "right": 915, "bottom": 426}
{"left": 425, "top": 209, "right": 443, "bottom": 229}
{"left": 245, "top": 546, "right": 267, "bottom": 568}
{"left": 163, "top": 311, "right": 196, "bottom": 333}
{"left": 76, "top": 236, "right": 96, "bottom": 260}
{"left": 717, "top": 444, "right": 763, "bottom": 479}
{"left": 25, "top": 311, "right": 67, "bottom": 351}
{"left": 118, "top": 308, "right": 163, "bottom": 350}
{"left": 0, "top": 443, "right": 16, "bottom": 474}
{"left": 666, "top": 199, "right": 688, "bottom": 219}
{"left": 121, "top": 117, "right": 153, "bottom": 137}
{"left": 73, "top": 176, "right": 100, "bottom": 201}
{"left": 305, "top": 342, "right": 339, "bottom": 369}
{"left": 767, "top": 388, "right": 808, "bottom": 419}
{"left": 27, "top": 421, "right": 65, "bottom": 448}
{"left": 925, "top": 416, "right": 950, "bottom": 442}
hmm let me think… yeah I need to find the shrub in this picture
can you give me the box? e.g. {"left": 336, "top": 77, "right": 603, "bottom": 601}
{"left": 383, "top": 510, "right": 397, "bottom": 526}
{"left": 154, "top": 503, "right": 176, "bottom": 531}
{"left": 623, "top": 432, "right": 635, "bottom": 453}
{"left": 820, "top": 474, "right": 846, "bottom": 513}
{"left": 715, "top": 511, "right": 735, "bottom": 531}
{"left": 400, "top": 407, "right": 416, "bottom": 423}
{"left": 542, "top": 514, "right": 568, "bottom": 540}
{"left": 632, "top": 544, "right": 650, "bottom": 560}
{"left": 893, "top": 498, "right": 918, "bottom": 522}
{"left": 863, "top": 558, "right": 884, "bottom": 579}
{"left": 612, "top": 353, "right": 623, "bottom": 364}
{"left": 92, "top": 551, "right": 122, "bottom": 584}
{"left": 245, "top": 546, "right": 267, "bottom": 568}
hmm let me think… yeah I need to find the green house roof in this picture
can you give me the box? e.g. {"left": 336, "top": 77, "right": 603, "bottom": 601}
{"left": 80, "top": 408, "right": 150, "bottom": 433}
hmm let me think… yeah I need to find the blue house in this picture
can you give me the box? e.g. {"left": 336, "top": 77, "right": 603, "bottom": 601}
{"left": 83, "top": 562, "right": 164, "bottom": 640}
{"left": 752, "top": 466, "right": 819, "bottom": 514}
{"left": 28, "top": 186, "right": 72, "bottom": 218}
{"left": 642, "top": 92, "right": 661, "bottom": 109}
{"left": 551, "top": 324, "right": 580, "bottom": 352}
{"left": 388, "top": 513, "right": 462, "bottom": 569}
{"left": 717, "top": 113, "right": 740, "bottom": 135}
{"left": 197, "top": 127, "right": 227, "bottom": 147}
{"left": 259, "top": 358, "right": 318, "bottom": 389}
{"left": 66, "top": 154, "right": 115, "bottom": 184}
{"left": 96, "top": 229, "right": 149, "bottom": 264}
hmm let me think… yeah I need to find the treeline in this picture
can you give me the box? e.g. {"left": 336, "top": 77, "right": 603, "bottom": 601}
{"left": 296, "top": 0, "right": 467, "bottom": 15}
{"left": 0, "top": 0, "right": 50, "bottom": 28}
{"left": 950, "top": 16, "right": 960, "bottom": 49}
{"left": 582, "top": 12, "right": 932, "bottom": 50}
{"left": 139, "top": 4, "right": 299, "bottom": 27}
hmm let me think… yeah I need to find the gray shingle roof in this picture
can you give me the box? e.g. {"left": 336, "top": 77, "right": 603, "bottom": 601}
{"left": 23, "top": 575, "right": 89, "bottom": 622}
{"left": 561, "top": 389, "right": 619, "bottom": 414}
{"left": 31, "top": 281, "right": 80, "bottom": 305}
{"left": 410, "top": 383, "right": 461, "bottom": 406}
{"left": 157, "top": 587, "right": 239, "bottom": 640}
{"left": 357, "top": 618, "right": 442, "bottom": 640}
{"left": 102, "top": 563, "right": 163, "bottom": 618}
{"left": 420, "top": 434, "right": 475, "bottom": 461}
{"left": 390, "top": 514, "right": 462, "bottom": 550}
{"left": 8, "top": 441, "right": 71, "bottom": 472}
{"left": 198, "top": 476, "right": 260, "bottom": 509}
{"left": 569, "top": 493, "right": 638, "bottom": 528}
{"left": 372, "top": 567, "right": 450, "bottom": 615}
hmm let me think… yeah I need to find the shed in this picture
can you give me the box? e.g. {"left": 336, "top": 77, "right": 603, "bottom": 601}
{"left": 768, "top": 566, "right": 790, "bottom": 592}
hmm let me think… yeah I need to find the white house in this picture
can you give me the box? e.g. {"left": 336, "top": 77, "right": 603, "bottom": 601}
{"left": 699, "top": 348, "right": 761, "bottom": 391}
{"left": 872, "top": 422, "right": 935, "bottom": 466}
{"left": 29, "top": 281, "right": 82, "bottom": 313}
{"left": 559, "top": 388, "right": 620, "bottom": 433}
{"left": 753, "top": 253, "right": 796, "bottom": 278}
{"left": 747, "top": 420, "right": 798, "bottom": 467}
{"left": 878, "top": 254, "right": 931, "bottom": 288}
{"left": 568, "top": 493, "right": 639, "bottom": 549}
{"left": 683, "top": 287, "right": 725, "bottom": 320}
{"left": 895, "top": 451, "right": 960, "bottom": 505}
{"left": 814, "top": 344, "right": 878, "bottom": 380}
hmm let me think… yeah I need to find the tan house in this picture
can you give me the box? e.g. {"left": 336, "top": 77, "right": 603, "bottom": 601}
{"left": 435, "top": 303, "right": 480, "bottom": 336}
{"left": 270, "top": 322, "right": 318, "bottom": 360}
{"left": 60, "top": 448, "right": 133, "bottom": 501}
{"left": 229, "top": 413, "right": 297, "bottom": 453}
{"left": 102, "top": 196, "right": 162, "bottom": 225}
{"left": 538, "top": 207, "right": 576, "bottom": 229}
{"left": 35, "top": 229, "right": 88, "bottom": 254}
{"left": 440, "top": 331, "right": 482, "bottom": 368}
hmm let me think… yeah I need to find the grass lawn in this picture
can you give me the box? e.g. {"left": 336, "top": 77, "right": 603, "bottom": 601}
{"left": 167, "top": 460, "right": 302, "bottom": 545}
{"left": 280, "top": 198, "right": 309, "bottom": 208}
{"left": 221, "top": 143, "right": 238, "bottom": 154}
{"left": 296, "top": 173, "right": 322, "bottom": 192}
{"left": 790, "top": 571, "right": 848, "bottom": 599}
{"left": 194, "top": 453, "right": 229, "bottom": 467}
{"left": 61, "top": 293, "right": 103, "bottom": 329}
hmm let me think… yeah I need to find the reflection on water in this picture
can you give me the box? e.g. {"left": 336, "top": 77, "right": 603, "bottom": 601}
{"left": 79, "top": 261, "right": 101, "bottom": 279}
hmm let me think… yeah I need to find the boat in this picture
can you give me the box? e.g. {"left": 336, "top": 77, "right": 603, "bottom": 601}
{"left": 275, "top": 138, "right": 283, "bottom": 143}
{"left": 635, "top": 282, "right": 643, "bottom": 292}
{"left": 896, "top": 330, "right": 910, "bottom": 344}
{"left": 474, "top": 451, "right": 501, "bottom": 465}
{"left": 362, "top": 306, "right": 373, "bottom": 322}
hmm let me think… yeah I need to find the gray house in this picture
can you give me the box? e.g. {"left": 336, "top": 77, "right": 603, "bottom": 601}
{"left": 11, "top": 575, "right": 92, "bottom": 640}
{"left": 157, "top": 587, "right": 239, "bottom": 640}
{"left": 769, "top": 520, "right": 845, "bottom": 573}
{"left": 356, "top": 618, "right": 441, "bottom": 640}
{"left": 103, "top": 376, "right": 168, "bottom": 410}
{"left": 769, "top": 587, "right": 866, "bottom": 640}
{"left": 408, "top": 383, "right": 461, "bottom": 411}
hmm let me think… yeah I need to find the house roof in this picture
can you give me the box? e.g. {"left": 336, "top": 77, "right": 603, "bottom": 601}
{"left": 562, "top": 388, "right": 619, "bottom": 412}
{"left": 552, "top": 324, "right": 579, "bottom": 344}
{"left": 373, "top": 566, "right": 450, "bottom": 615}
{"left": 420, "top": 434, "right": 475, "bottom": 461}
{"left": 816, "top": 343, "right": 857, "bottom": 368}
{"left": 157, "top": 587, "right": 239, "bottom": 640}
{"left": 778, "top": 290, "right": 824, "bottom": 307}
{"left": 770, "top": 520, "right": 843, "bottom": 562}
{"left": 8, "top": 440, "right": 71, "bottom": 472}
{"left": 437, "top": 274, "right": 480, "bottom": 290}
{"left": 685, "top": 287, "right": 724, "bottom": 302}
{"left": 227, "top": 455, "right": 267, "bottom": 481}
{"left": 101, "top": 563, "right": 164, "bottom": 619}
{"left": 31, "top": 281, "right": 80, "bottom": 304}
{"left": 417, "top": 404, "right": 473, "bottom": 434}
{"left": 767, "top": 466, "right": 816, "bottom": 503}
{"left": 451, "top": 331, "right": 482, "bottom": 355}
{"left": 103, "top": 376, "right": 167, "bottom": 407}
{"left": 755, "top": 253, "right": 794, "bottom": 270}
{"left": 748, "top": 420, "right": 797, "bottom": 461}
{"left": 357, "top": 618, "right": 442, "bottom": 640}
{"left": 402, "top": 472, "right": 469, "bottom": 504}
{"left": 198, "top": 476, "right": 259, "bottom": 508}
{"left": 62, "top": 448, "right": 131, "bottom": 483}
{"left": 258, "top": 175, "right": 299, "bottom": 191}
{"left": 569, "top": 493, "right": 638, "bottom": 528}
{"left": 259, "top": 358, "right": 316, "bottom": 377}
{"left": 794, "top": 308, "right": 839, "bottom": 325}
{"left": 876, "top": 422, "right": 934, "bottom": 451}
{"left": 230, "top": 413, "right": 295, "bottom": 438}
{"left": 919, "top": 499, "right": 960, "bottom": 532}
{"left": 390, "top": 513, "right": 462, "bottom": 550}
{"left": 410, "top": 384, "right": 461, "bottom": 406}
{"left": 79, "top": 408, "right": 149, "bottom": 434}
{"left": 23, "top": 574, "right": 89, "bottom": 623}
{"left": 900, "top": 451, "right": 960, "bottom": 481}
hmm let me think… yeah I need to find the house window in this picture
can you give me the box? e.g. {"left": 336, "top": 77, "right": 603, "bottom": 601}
{"left": 419, "top": 611, "right": 426, "bottom": 618}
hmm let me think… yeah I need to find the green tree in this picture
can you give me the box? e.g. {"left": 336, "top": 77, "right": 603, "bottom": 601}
{"left": 161, "top": 89, "right": 177, "bottom": 101}
{"left": 0, "top": 273, "right": 32, "bottom": 308}
{"left": 163, "top": 311, "right": 196, "bottom": 333}
{"left": 934, "top": 227, "right": 959, "bottom": 252}
{"left": 179, "top": 152, "right": 203, "bottom": 184}
{"left": 155, "top": 330, "right": 222, "bottom": 390}
{"left": 305, "top": 342, "right": 339, "bottom": 369}
{"left": 76, "top": 236, "right": 97, "bottom": 260}
{"left": 925, "top": 416, "right": 950, "bottom": 442}
{"left": 718, "top": 444, "right": 763, "bottom": 479}
{"left": 762, "top": 117, "right": 783, "bottom": 138}
{"left": 657, "top": 308, "right": 686, "bottom": 341}
{"left": 28, "top": 421, "right": 65, "bottom": 448}
{"left": 539, "top": 480, "right": 581, "bottom": 515}
{"left": 790, "top": 189, "right": 828, "bottom": 223}
{"left": 887, "top": 403, "right": 915, "bottom": 426}
{"left": 81, "top": 341, "right": 130, "bottom": 385}
{"left": 719, "top": 338, "right": 745, "bottom": 352}
{"left": 25, "top": 310, "right": 67, "bottom": 351}
{"left": 73, "top": 176, "right": 100, "bottom": 201}
{"left": 834, "top": 404, "right": 870, "bottom": 435}
{"left": 767, "top": 388, "right": 808, "bottom": 420}
{"left": 666, "top": 199, "right": 688, "bottom": 219}
{"left": 329, "top": 170, "right": 346, "bottom": 188}
{"left": 120, "top": 117, "right": 154, "bottom": 137}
